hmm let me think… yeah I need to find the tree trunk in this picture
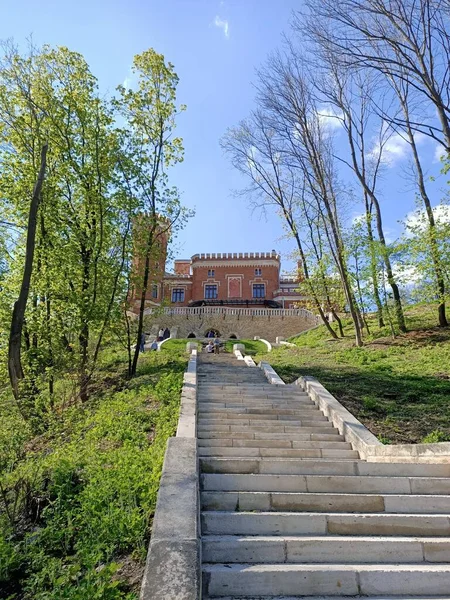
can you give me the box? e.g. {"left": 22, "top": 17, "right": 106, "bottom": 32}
{"left": 78, "top": 247, "right": 91, "bottom": 402}
{"left": 370, "top": 195, "right": 406, "bottom": 332}
{"left": 364, "top": 202, "right": 384, "bottom": 328}
{"left": 290, "top": 225, "right": 338, "bottom": 339}
{"left": 131, "top": 228, "right": 155, "bottom": 376}
{"left": 8, "top": 144, "right": 48, "bottom": 402}
{"left": 402, "top": 107, "right": 448, "bottom": 327}
{"left": 344, "top": 116, "right": 405, "bottom": 332}
{"left": 331, "top": 309, "right": 344, "bottom": 337}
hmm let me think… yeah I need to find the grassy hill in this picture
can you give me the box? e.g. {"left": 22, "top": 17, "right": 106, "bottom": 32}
{"left": 254, "top": 304, "right": 450, "bottom": 445}
{"left": 0, "top": 347, "right": 187, "bottom": 599}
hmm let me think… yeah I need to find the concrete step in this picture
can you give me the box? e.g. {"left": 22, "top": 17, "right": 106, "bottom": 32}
{"left": 201, "top": 511, "right": 450, "bottom": 536}
{"left": 197, "top": 389, "right": 308, "bottom": 395}
{"left": 202, "top": 563, "right": 450, "bottom": 597}
{"left": 198, "top": 405, "right": 327, "bottom": 421}
{"left": 198, "top": 439, "right": 350, "bottom": 449}
{"left": 198, "top": 417, "right": 329, "bottom": 426}
{"left": 198, "top": 425, "right": 338, "bottom": 434}
{"left": 197, "top": 385, "right": 305, "bottom": 391}
{"left": 199, "top": 458, "right": 450, "bottom": 477}
{"left": 199, "top": 407, "right": 320, "bottom": 415}
{"left": 201, "top": 458, "right": 360, "bottom": 474}
{"left": 203, "top": 597, "right": 450, "bottom": 600}
{"left": 200, "top": 491, "right": 450, "bottom": 514}
{"left": 202, "top": 535, "right": 450, "bottom": 564}
{"left": 198, "top": 399, "right": 315, "bottom": 407}
{"left": 197, "top": 431, "right": 344, "bottom": 441}
{"left": 201, "top": 473, "right": 450, "bottom": 494}
{"left": 199, "top": 409, "right": 320, "bottom": 416}
{"left": 200, "top": 380, "right": 270, "bottom": 383}
{"left": 198, "top": 447, "right": 359, "bottom": 459}
{"left": 197, "top": 396, "right": 311, "bottom": 403}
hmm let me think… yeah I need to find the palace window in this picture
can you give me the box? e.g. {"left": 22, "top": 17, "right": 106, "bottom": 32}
{"left": 151, "top": 284, "right": 158, "bottom": 299}
{"left": 171, "top": 288, "right": 185, "bottom": 303}
{"left": 253, "top": 284, "right": 266, "bottom": 298}
{"left": 207, "top": 269, "right": 215, "bottom": 278}
{"left": 255, "top": 268, "right": 262, "bottom": 276}
{"left": 205, "top": 284, "right": 218, "bottom": 299}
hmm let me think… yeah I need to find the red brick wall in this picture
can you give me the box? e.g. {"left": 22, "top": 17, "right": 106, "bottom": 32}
{"left": 162, "top": 280, "right": 193, "bottom": 305}
{"left": 174, "top": 260, "right": 191, "bottom": 276}
{"left": 134, "top": 250, "right": 284, "bottom": 308}
{"left": 190, "top": 257, "right": 280, "bottom": 303}
{"left": 130, "top": 217, "right": 169, "bottom": 301}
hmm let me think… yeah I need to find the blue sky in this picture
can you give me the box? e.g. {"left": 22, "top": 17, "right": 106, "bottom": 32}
{"left": 2, "top": 0, "right": 447, "bottom": 274}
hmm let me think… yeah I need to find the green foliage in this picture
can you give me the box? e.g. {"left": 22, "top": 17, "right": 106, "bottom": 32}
{"left": 256, "top": 304, "right": 450, "bottom": 444}
{"left": 422, "top": 430, "right": 450, "bottom": 444}
{"left": 223, "top": 339, "right": 268, "bottom": 355}
{"left": 0, "top": 348, "right": 186, "bottom": 598}
{"left": 0, "top": 41, "right": 191, "bottom": 417}
{"left": 398, "top": 202, "right": 450, "bottom": 306}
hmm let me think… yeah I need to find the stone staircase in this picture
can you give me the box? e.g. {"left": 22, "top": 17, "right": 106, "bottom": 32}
{"left": 198, "top": 354, "right": 450, "bottom": 599}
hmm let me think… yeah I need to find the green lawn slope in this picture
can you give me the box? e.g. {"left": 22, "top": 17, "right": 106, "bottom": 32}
{"left": 0, "top": 348, "right": 187, "bottom": 599}
{"left": 254, "top": 304, "right": 450, "bottom": 445}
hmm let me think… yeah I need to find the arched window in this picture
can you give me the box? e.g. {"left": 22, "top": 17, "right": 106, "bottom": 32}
{"left": 205, "top": 329, "right": 220, "bottom": 338}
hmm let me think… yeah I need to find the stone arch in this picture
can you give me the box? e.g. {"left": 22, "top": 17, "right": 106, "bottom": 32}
{"left": 229, "top": 334, "right": 238, "bottom": 339}
{"left": 187, "top": 332, "right": 196, "bottom": 338}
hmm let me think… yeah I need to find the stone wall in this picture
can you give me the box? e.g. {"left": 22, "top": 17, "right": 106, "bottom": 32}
{"left": 143, "top": 311, "right": 316, "bottom": 342}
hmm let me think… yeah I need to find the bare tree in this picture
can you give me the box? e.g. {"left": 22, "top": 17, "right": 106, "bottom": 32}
{"left": 387, "top": 75, "right": 448, "bottom": 326}
{"left": 301, "top": 0, "right": 450, "bottom": 152}
{"left": 221, "top": 110, "right": 340, "bottom": 338}
{"left": 311, "top": 61, "right": 406, "bottom": 330}
{"left": 256, "top": 50, "right": 363, "bottom": 345}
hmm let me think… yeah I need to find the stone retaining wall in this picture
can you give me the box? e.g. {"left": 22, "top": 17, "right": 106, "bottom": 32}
{"left": 140, "top": 350, "right": 201, "bottom": 599}
{"left": 144, "top": 312, "right": 314, "bottom": 342}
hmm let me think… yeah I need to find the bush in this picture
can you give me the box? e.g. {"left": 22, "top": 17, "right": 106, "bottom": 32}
{"left": 0, "top": 349, "right": 186, "bottom": 599}
{"left": 422, "top": 430, "right": 450, "bottom": 444}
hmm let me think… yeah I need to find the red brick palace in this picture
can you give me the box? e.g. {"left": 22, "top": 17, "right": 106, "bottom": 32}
{"left": 132, "top": 251, "right": 305, "bottom": 310}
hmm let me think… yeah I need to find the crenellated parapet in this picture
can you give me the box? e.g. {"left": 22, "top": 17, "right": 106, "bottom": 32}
{"left": 191, "top": 251, "right": 280, "bottom": 261}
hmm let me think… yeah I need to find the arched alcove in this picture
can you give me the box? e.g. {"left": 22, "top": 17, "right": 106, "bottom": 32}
{"left": 187, "top": 332, "right": 196, "bottom": 338}
{"left": 205, "top": 329, "right": 220, "bottom": 338}
{"left": 229, "top": 334, "right": 237, "bottom": 339}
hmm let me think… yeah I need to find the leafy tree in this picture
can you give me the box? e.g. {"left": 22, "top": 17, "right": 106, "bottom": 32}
{"left": 114, "top": 49, "right": 190, "bottom": 377}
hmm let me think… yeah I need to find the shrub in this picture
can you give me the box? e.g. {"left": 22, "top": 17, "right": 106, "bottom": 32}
{"left": 422, "top": 430, "right": 450, "bottom": 444}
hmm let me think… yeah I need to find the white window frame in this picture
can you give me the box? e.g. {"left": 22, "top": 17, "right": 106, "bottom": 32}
{"left": 252, "top": 283, "right": 266, "bottom": 298}
{"left": 171, "top": 288, "right": 185, "bottom": 303}
{"left": 204, "top": 284, "right": 218, "bottom": 299}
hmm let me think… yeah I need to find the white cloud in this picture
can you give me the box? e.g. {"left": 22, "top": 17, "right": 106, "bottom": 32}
{"left": 122, "top": 66, "right": 135, "bottom": 90}
{"left": 351, "top": 213, "right": 366, "bottom": 226}
{"left": 434, "top": 144, "right": 447, "bottom": 163}
{"left": 392, "top": 263, "right": 423, "bottom": 286}
{"left": 405, "top": 204, "right": 450, "bottom": 234}
{"left": 368, "top": 129, "right": 426, "bottom": 167}
{"left": 213, "top": 15, "right": 230, "bottom": 39}
{"left": 316, "top": 107, "right": 343, "bottom": 131}
{"left": 369, "top": 133, "right": 408, "bottom": 165}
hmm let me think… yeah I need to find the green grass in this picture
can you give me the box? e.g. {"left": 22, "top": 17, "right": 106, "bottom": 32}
{"left": 254, "top": 304, "right": 450, "bottom": 444}
{"left": 160, "top": 338, "right": 267, "bottom": 356}
{"left": 0, "top": 347, "right": 187, "bottom": 599}
{"left": 223, "top": 339, "right": 268, "bottom": 355}
{"left": 159, "top": 338, "right": 196, "bottom": 352}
